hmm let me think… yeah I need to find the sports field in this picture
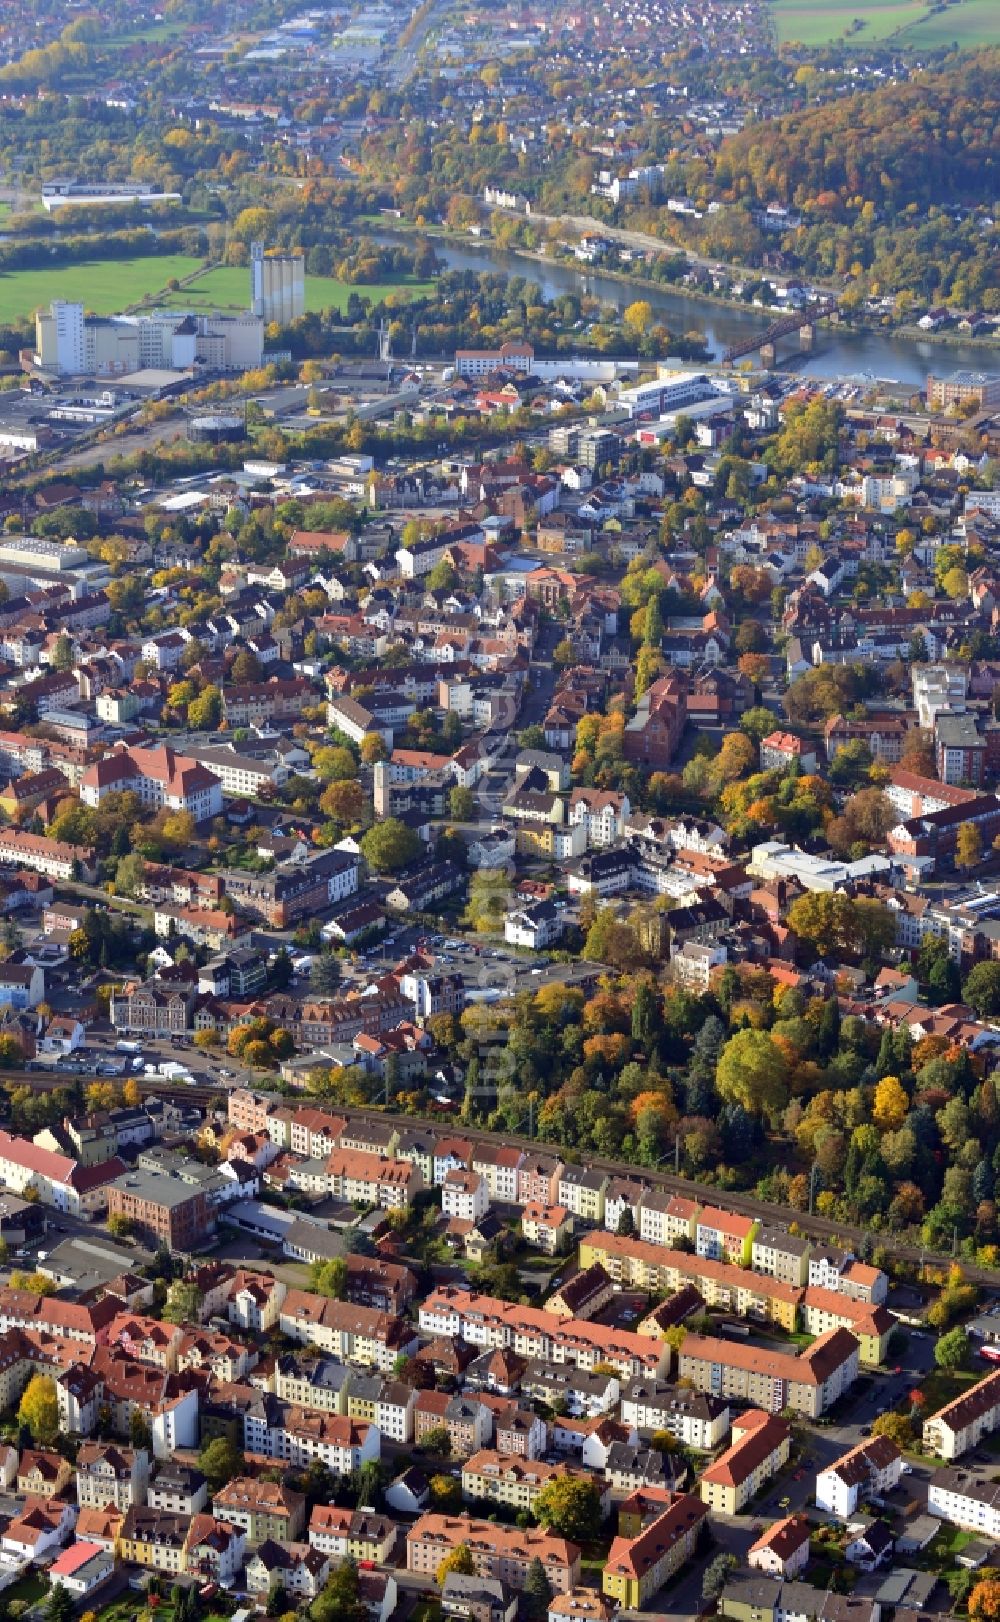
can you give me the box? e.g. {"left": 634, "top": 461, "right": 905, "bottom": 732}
{"left": 771, "top": 0, "right": 1000, "bottom": 46}
{"left": 0, "top": 253, "right": 203, "bottom": 325}
{"left": 159, "top": 264, "right": 437, "bottom": 316}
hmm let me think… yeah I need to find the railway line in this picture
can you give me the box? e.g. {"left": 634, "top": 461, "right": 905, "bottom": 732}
{"left": 4, "top": 1072, "right": 995, "bottom": 1287}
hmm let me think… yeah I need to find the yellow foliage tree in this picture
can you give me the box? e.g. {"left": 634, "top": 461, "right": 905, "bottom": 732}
{"left": 873, "top": 1074, "right": 909, "bottom": 1132}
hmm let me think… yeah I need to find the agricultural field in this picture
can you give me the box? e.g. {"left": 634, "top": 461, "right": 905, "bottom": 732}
{"left": 770, "top": 0, "right": 1000, "bottom": 46}
{"left": 896, "top": 0, "right": 1000, "bottom": 46}
{"left": 160, "top": 264, "right": 437, "bottom": 316}
{"left": 0, "top": 253, "right": 203, "bottom": 325}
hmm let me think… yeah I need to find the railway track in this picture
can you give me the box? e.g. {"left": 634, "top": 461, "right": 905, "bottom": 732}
{"left": 4, "top": 1073, "right": 994, "bottom": 1286}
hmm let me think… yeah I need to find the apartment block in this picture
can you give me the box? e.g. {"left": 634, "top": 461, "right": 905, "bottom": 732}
{"left": 815, "top": 1437, "right": 902, "bottom": 1518}
{"left": 928, "top": 1466, "right": 1000, "bottom": 1538}
{"left": 578, "top": 1235, "right": 801, "bottom": 1331}
{"left": 407, "top": 1515, "right": 579, "bottom": 1593}
{"left": 603, "top": 1491, "right": 708, "bottom": 1609}
{"left": 923, "top": 1370, "right": 1000, "bottom": 1461}
{"left": 699, "top": 1412, "right": 791, "bottom": 1515}
{"left": 619, "top": 1381, "right": 730, "bottom": 1450}
{"left": 677, "top": 1330, "right": 859, "bottom": 1419}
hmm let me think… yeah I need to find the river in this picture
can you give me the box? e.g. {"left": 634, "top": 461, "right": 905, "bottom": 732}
{"left": 380, "top": 231, "right": 996, "bottom": 387}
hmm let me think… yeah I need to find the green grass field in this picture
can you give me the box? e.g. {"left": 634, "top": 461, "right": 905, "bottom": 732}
{"left": 160, "top": 263, "right": 437, "bottom": 316}
{"left": 0, "top": 253, "right": 204, "bottom": 324}
{"left": 771, "top": 0, "right": 1000, "bottom": 45}
{"left": 104, "top": 20, "right": 188, "bottom": 43}
{"left": 0, "top": 253, "right": 438, "bottom": 328}
{"left": 896, "top": 0, "right": 1000, "bottom": 45}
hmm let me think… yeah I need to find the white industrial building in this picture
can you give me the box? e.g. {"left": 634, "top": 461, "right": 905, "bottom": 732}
{"left": 616, "top": 369, "right": 726, "bottom": 421}
{"left": 35, "top": 301, "right": 264, "bottom": 378}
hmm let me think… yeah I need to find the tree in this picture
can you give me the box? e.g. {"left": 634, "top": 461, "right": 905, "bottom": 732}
{"left": 427, "top": 559, "right": 458, "bottom": 593}
{"left": 524, "top": 1558, "right": 552, "bottom": 1620}
{"left": 734, "top": 620, "right": 766, "bottom": 655}
{"left": 964, "top": 962, "right": 1000, "bottom": 1017}
{"left": 787, "top": 891, "right": 894, "bottom": 960}
{"left": 436, "top": 1544, "right": 475, "bottom": 1585}
{"left": 320, "top": 781, "right": 364, "bottom": 824}
{"left": 312, "top": 1558, "right": 368, "bottom": 1622}
{"left": 353, "top": 1458, "right": 383, "bottom": 1509}
{"left": 957, "top": 823, "right": 983, "bottom": 873}
{"left": 270, "top": 946, "right": 294, "bottom": 991}
{"left": 969, "top": 1581, "right": 1000, "bottom": 1622}
{"left": 230, "top": 648, "right": 263, "bottom": 684}
{"left": 114, "top": 852, "right": 146, "bottom": 898}
{"left": 702, "top": 1554, "right": 738, "bottom": 1601}
{"left": 553, "top": 637, "right": 575, "bottom": 666}
{"left": 310, "top": 1257, "right": 348, "bottom": 1299}
{"left": 900, "top": 728, "right": 936, "bottom": 777}
{"left": 311, "top": 952, "right": 343, "bottom": 995}
{"left": 623, "top": 299, "right": 653, "bottom": 338}
{"left": 46, "top": 1589, "right": 75, "bottom": 1622}
{"left": 419, "top": 1425, "right": 451, "bottom": 1458}
{"left": 162, "top": 1278, "right": 202, "bottom": 1325}
{"left": 873, "top": 1075, "right": 909, "bottom": 1132}
{"left": 935, "top": 1327, "right": 971, "bottom": 1370}
{"left": 871, "top": 1412, "right": 915, "bottom": 1448}
{"left": 449, "top": 785, "right": 474, "bottom": 821}
{"left": 360, "top": 734, "right": 388, "bottom": 765}
{"left": 199, "top": 1435, "right": 243, "bottom": 1491}
{"left": 18, "top": 1373, "right": 58, "bottom": 1445}
{"left": 716, "top": 1029, "right": 789, "bottom": 1121}
{"left": 314, "top": 746, "right": 357, "bottom": 783}
{"left": 188, "top": 685, "right": 222, "bottom": 730}
{"left": 130, "top": 1410, "right": 152, "bottom": 1450}
{"left": 534, "top": 1476, "right": 603, "bottom": 1543}
{"left": 711, "top": 730, "right": 755, "bottom": 787}
{"left": 359, "top": 818, "right": 420, "bottom": 872}
{"left": 429, "top": 1472, "right": 462, "bottom": 1510}
{"left": 50, "top": 633, "right": 74, "bottom": 672}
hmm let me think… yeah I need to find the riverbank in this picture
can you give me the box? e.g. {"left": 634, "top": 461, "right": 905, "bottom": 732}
{"left": 370, "top": 215, "right": 774, "bottom": 324}
{"left": 368, "top": 215, "right": 1000, "bottom": 362}
{"left": 896, "top": 321, "right": 1000, "bottom": 350}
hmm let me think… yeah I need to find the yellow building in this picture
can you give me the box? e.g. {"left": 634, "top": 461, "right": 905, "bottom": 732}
{"left": 119, "top": 1507, "right": 188, "bottom": 1574}
{"left": 579, "top": 1234, "right": 801, "bottom": 1333}
{"left": 801, "top": 1288, "right": 892, "bottom": 1367}
{"left": 462, "top": 1451, "right": 596, "bottom": 1515}
{"left": 346, "top": 1379, "right": 381, "bottom": 1424}
{"left": 603, "top": 1494, "right": 708, "bottom": 1608}
{"left": 698, "top": 1412, "right": 791, "bottom": 1516}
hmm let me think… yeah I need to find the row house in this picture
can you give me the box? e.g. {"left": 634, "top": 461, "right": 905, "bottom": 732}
{"left": 279, "top": 1292, "right": 418, "bottom": 1372}
{"left": 407, "top": 1515, "right": 579, "bottom": 1594}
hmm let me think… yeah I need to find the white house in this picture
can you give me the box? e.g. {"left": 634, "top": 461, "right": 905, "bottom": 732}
{"left": 48, "top": 1540, "right": 115, "bottom": 1597}
{"left": 928, "top": 1466, "right": 1000, "bottom": 1538}
{"left": 505, "top": 899, "right": 565, "bottom": 950}
{"left": 442, "top": 1169, "right": 489, "bottom": 1225}
{"left": 816, "top": 1437, "right": 902, "bottom": 1518}
{"left": 567, "top": 789, "right": 631, "bottom": 848}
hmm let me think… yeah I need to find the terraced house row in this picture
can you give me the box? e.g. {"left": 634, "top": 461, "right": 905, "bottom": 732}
{"left": 419, "top": 1286, "right": 668, "bottom": 1380}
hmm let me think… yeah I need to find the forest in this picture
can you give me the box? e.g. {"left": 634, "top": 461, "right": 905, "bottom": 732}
{"left": 713, "top": 52, "right": 1000, "bottom": 213}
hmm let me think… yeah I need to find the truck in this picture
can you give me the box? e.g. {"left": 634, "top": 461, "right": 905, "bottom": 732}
{"left": 115, "top": 1040, "right": 142, "bottom": 1054}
